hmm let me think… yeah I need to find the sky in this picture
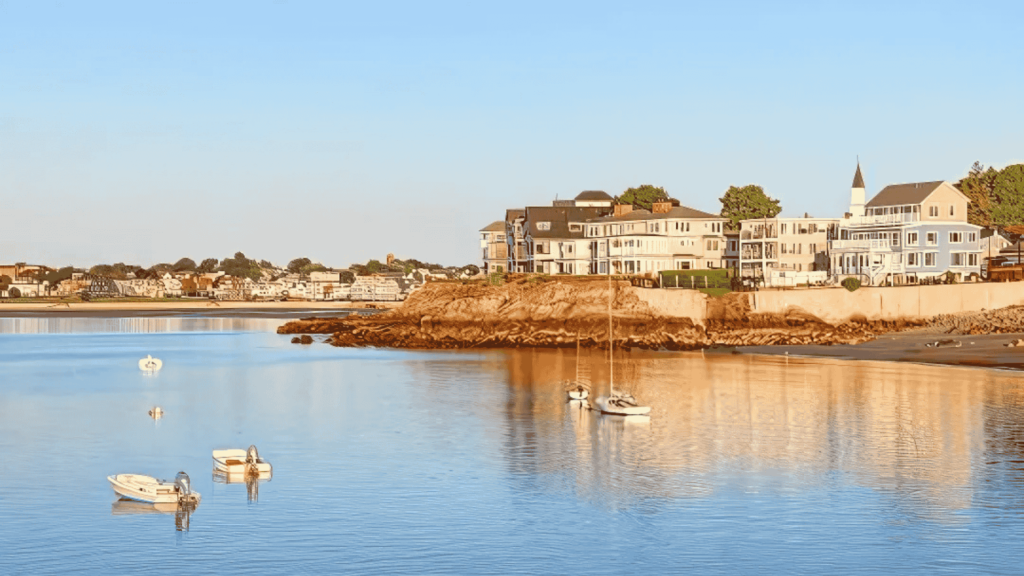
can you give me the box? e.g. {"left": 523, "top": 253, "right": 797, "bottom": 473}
{"left": 2, "top": 0, "right": 1023, "bottom": 269}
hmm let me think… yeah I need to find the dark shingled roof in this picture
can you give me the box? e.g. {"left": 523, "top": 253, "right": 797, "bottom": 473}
{"left": 524, "top": 206, "right": 612, "bottom": 239}
{"left": 574, "top": 190, "right": 614, "bottom": 201}
{"left": 865, "top": 181, "right": 946, "bottom": 207}
{"left": 480, "top": 221, "right": 505, "bottom": 232}
{"left": 587, "top": 205, "right": 722, "bottom": 223}
{"left": 505, "top": 209, "right": 525, "bottom": 223}
{"left": 852, "top": 163, "right": 865, "bottom": 189}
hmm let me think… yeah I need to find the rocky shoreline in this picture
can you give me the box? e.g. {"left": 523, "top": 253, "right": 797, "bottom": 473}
{"left": 276, "top": 279, "right": 948, "bottom": 351}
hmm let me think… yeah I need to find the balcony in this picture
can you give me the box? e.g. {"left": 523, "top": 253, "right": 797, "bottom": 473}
{"left": 845, "top": 212, "right": 919, "bottom": 227}
{"left": 831, "top": 239, "right": 894, "bottom": 251}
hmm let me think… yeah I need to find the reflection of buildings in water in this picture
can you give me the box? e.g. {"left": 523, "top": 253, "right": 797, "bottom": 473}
{"left": 0, "top": 317, "right": 282, "bottom": 335}
{"left": 110, "top": 498, "right": 196, "bottom": 531}
{"left": 491, "top": 348, "right": 1016, "bottom": 513}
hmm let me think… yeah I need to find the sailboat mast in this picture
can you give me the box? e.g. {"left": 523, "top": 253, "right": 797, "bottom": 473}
{"left": 608, "top": 272, "right": 613, "bottom": 394}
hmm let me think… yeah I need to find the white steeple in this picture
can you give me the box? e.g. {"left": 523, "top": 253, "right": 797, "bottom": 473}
{"left": 850, "top": 160, "right": 865, "bottom": 217}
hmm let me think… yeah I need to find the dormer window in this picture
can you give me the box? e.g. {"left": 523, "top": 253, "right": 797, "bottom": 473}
{"left": 569, "top": 224, "right": 582, "bottom": 232}
{"left": 537, "top": 222, "right": 551, "bottom": 231}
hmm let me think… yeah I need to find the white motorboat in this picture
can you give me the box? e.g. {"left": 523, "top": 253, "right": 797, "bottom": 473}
{"left": 568, "top": 386, "right": 589, "bottom": 400}
{"left": 212, "top": 445, "right": 272, "bottom": 476}
{"left": 148, "top": 406, "right": 164, "bottom": 419}
{"left": 138, "top": 355, "right": 163, "bottom": 372}
{"left": 107, "top": 471, "right": 200, "bottom": 505}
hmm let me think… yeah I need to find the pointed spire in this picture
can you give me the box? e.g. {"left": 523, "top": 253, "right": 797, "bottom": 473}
{"left": 852, "top": 160, "right": 865, "bottom": 189}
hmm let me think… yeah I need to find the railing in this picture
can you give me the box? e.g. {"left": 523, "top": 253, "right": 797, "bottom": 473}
{"left": 831, "top": 239, "right": 894, "bottom": 250}
{"left": 845, "top": 212, "right": 920, "bottom": 227}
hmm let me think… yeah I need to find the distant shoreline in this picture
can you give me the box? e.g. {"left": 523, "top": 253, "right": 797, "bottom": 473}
{"left": 0, "top": 300, "right": 396, "bottom": 319}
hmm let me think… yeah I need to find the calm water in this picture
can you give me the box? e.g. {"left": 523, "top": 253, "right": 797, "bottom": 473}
{"left": 2, "top": 318, "right": 1024, "bottom": 575}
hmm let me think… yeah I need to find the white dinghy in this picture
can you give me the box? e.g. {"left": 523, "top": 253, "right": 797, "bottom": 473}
{"left": 107, "top": 471, "right": 200, "bottom": 505}
{"left": 138, "top": 355, "right": 163, "bottom": 372}
{"left": 566, "top": 333, "right": 590, "bottom": 401}
{"left": 212, "top": 445, "right": 272, "bottom": 476}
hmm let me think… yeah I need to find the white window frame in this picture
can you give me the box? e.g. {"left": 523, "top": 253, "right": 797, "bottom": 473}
{"left": 968, "top": 253, "right": 978, "bottom": 267}
{"left": 926, "top": 232, "right": 937, "bottom": 246}
{"left": 929, "top": 205, "right": 939, "bottom": 218}
{"left": 925, "top": 252, "right": 937, "bottom": 267}
{"left": 907, "top": 232, "right": 919, "bottom": 246}
{"left": 951, "top": 252, "right": 967, "bottom": 267}
{"left": 968, "top": 232, "right": 977, "bottom": 243}
{"left": 908, "top": 252, "right": 920, "bottom": 267}
{"left": 949, "top": 232, "right": 963, "bottom": 244}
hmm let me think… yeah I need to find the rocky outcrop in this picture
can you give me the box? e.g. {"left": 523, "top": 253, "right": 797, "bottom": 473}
{"left": 277, "top": 278, "right": 928, "bottom": 350}
{"left": 927, "top": 306, "right": 1024, "bottom": 335}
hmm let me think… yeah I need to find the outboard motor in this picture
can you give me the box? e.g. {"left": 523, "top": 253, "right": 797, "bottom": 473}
{"left": 245, "top": 445, "right": 260, "bottom": 477}
{"left": 174, "top": 471, "right": 193, "bottom": 503}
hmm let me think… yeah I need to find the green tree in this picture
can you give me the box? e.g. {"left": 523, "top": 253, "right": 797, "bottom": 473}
{"left": 287, "top": 258, "right": 312, "bottom": 274}
{"left": 173, "top": 258, "right": 197, "bottom": 272}
{"left": 990, "top": 164, "right": 1024, "bottom": 227}
{"left": 259, "top": 259, "right": 275, "bottom": 269}
{"left": 366, "top": 259, "right": 383, "bottom": 273}
{"left": 0, "top": 275, "right": 11, "bottom": 290}
{"left": 955, "top": 161, "right": 998, "bottom": 227}
{"left": 719, "top": 185, "right": 782, "bottom": 231}
{"left": 218, "top": 252, "right": 262, "bottom": 281}
{"left": 197, "top": 258, "right": 219, "bottom": 273}
{"left": 338, "top": 270, "right": 355, "bottom": 283}
{"left": 300, "top": 263, "right": 327, "bottom": 275}
{"left": 616, "top": 184, "right": 669, "bottom": 211}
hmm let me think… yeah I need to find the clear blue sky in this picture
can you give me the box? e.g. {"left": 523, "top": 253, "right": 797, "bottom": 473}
{"left": 2, "top": 0, "right": 1022, "bottom": 269}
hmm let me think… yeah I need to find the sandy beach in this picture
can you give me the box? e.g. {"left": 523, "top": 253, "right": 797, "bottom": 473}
{"left": 722, "top": 330, "right": 1024, "bottom": 371}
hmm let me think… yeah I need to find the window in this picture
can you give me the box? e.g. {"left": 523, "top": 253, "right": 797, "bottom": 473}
{"left": 968, "top": 232, "right": 977, "bottom": 243}
{"left": 797, "top": 244, "right": 802, "bottom": 254}
{"left": 809, "top": 224, "right": 818, "bottom": 234}
{"left": 908, "top": 252, "right": 920, "bottom": 267}
{"left": 907, "top": 232, "right": 919, "bottom": 245}
{"left": 929, "top": 205, "right": 939, "bottom": 217}
{"left": 925, "top": 252, "right": 937, "bottom": 267}
{"left": 892, "top": 232, "right": 900, "bottom": 245}
{"left": 951, "top": 252, "right": 966, "bottom": 266}
{"left": 950, "top": 205, "right": 955, "bottom": 217}
{"left": 537, "top": 222, "right": 551, "bottom": 231}
{"left": 810, "top": 243, "right": 817, "bottom": 253}
{"left": 780, "top": 223, "right": 787, "bottom": 235}
{"left": 781, "top": 243, "right": 788, "bottom": 254}
{"left": 497, "top": 234, "right": 506, "bottom": 241}
{"left": 949, "top": 232, "right": 963, "bottom": 243}
{"left": 969, "top": 253, "right": 978, "bottom": 266}
{"left": 569, "top": 224, "right": 582, "bottom": 232}
{"left": 926, "top": 232, "right": 937, "bottom": 246}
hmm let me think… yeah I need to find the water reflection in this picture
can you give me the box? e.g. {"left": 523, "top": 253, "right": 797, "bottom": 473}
{"left": 212, "top": 471, "right": 272, "bottom": 503}
{"left": 0, "top": 317, "right": 283, "bottom": 334}
{"left": 416, "top": 348, "right": 1024, "bottom": 517}
{"left": 110, "top": 499, "right": 197, "bottom": 532}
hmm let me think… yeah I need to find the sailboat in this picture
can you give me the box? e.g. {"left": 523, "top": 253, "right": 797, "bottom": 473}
{"left": 593, "top": 272, "right": 651, "bottom": 417}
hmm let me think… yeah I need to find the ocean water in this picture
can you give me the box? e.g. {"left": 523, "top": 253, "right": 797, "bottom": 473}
{"left": 1, "top": 318, "right": 1023, "bottom": 575}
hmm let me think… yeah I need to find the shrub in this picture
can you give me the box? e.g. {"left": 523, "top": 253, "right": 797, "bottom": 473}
{"left": 842, "top": 277, "right": 861, "bottom": 292}
{"left": 488, "top": 272, "right": 504, "bottom": 286}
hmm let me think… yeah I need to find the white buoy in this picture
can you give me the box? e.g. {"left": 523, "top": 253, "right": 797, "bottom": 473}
{"left": 139, "top": 355, "right": 163, "bottom": 372}
{"left": 149, "top": 406, "right": 164, "bottom": 419}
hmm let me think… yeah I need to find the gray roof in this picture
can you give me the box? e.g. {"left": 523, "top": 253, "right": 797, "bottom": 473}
{"left": 480, "top": 220, "right": 505, "bottom": 232}
{"left": 524, "top": 206, "right": 612, "bottom": 239}
{"left": 865, "top": 181, "right": 946, "bottom": 208}
{"left": 575, "top": 190, "right": 613, "bottom": 201}
{"left": 587, "top": 205, "right": 722, "bottom": 223}
{"left": 852, "top": 163, "right": 865, "bottom": 188}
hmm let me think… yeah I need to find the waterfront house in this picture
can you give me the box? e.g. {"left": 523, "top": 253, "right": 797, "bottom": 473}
{"left": 738, "top": 215, "right": 838, "bottom": 283}
{"left": 829, "top": 164, "right": 982, "bottom": 285}
{"left": 724, "top": 231, "right": 740, "bottom": 270}
{"left": 479, "top": 221, "right": 508, "bottom": 274}
{"left": 585, "top": 201, "right": 729, "bottom": 275}
{"left": 523, "top": 205, "right": 611, "bottom": 274}
{"left": 310, "top": 271, "right": 343, "bottom": 301}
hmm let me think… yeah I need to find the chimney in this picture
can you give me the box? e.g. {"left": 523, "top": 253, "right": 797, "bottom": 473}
{"left": 614, "top": 204, "right": 633, "bottom": 217}
{"left": 652, "top": 200, "right": 672, "bottom": 214}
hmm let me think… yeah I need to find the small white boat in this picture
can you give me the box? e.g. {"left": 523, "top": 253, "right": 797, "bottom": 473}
{"left": 212, "top": 445, "right": 272, "bottom": 476}
{"left": 138, "top": 355, "right": 163, "bottom": 372}
{"left": 593, "top": 394, "right": 651, "bottom": 416}
{"left": 107, "top": 472, "right": 200, "bottom": 505}
{"left": 568, "top": 386, "right": 589, "bottom": 401}
{"left": 148, "top": 406, "right": 164, "bottom": 419}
